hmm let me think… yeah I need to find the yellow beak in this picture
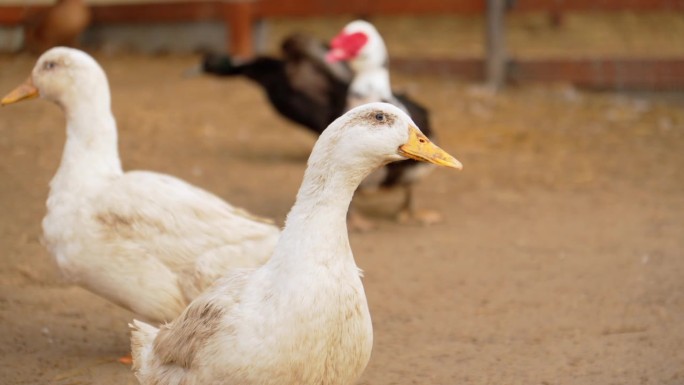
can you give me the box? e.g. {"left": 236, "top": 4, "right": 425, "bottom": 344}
{"left": 1, "top": 77, "right": 39, "bottom": 106}
{"left": 398, "top": 125, "right": 463, "bottom": 170}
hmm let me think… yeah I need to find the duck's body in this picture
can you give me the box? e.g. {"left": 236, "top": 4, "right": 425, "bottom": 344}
{"left": 2, "top": 47, "right": 279, "bottom": 324}
{"left": 131, "top": 103, "right": 462, "bottom": 384}
{"left": 133, "top": 217, "right": 372, "bottom": 384}
{"left": 44, "top": 168, "right": 277, "bottom": 322}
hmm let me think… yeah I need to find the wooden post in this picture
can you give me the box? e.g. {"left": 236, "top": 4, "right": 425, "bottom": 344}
{"left": 485, "top": 0, "right": 506, "bottom": 89}
{"left": 222, "top": 1, "right": 254, "bottom": 58}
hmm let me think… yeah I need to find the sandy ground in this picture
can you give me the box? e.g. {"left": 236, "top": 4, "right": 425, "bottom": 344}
{"left": 1, "top": 38, "right": 684, "bottom": 384}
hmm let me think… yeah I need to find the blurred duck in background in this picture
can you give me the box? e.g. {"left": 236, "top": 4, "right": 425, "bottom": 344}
{"left": 24, "top": 0, "right": 91, "bottom": 53}
{"left": 201, "top": 33, "right": 351, "bottom": 136}
{"left": 200, "top": 22, "right": 439, "bottom": 230}
{"left": 1, "top": 48, "right": 280, "bottom": 327}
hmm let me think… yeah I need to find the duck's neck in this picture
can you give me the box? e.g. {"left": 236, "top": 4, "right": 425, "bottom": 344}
{"left": 349, "top": 66, "right": 393, "bottom": 102}
{"left": 51, "top": 101, "right": 123, "bottom": 194}
{"left": 270, "top": 145, "right": 378, "bottom": 268}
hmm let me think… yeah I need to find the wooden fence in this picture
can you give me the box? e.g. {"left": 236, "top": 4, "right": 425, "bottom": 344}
{"left": 1, "top": 0, "right": 683, "bottom": 89}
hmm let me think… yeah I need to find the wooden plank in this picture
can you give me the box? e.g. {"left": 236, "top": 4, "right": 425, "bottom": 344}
{"left": 2, "top": 0, "right": 683, "bottom": 26}
{"left": 512, "top": 0, "right": 684, "bottom": 12}
{"left": 252, "top": 0, "right": 484, "bottom": 17}
{"left": 509, "top": 58, "right": 684, "bottom": 89}
{"left": 393, "top": 57, "right": 684, "bottom": 90}
{"left": 485, "top": 0, "right": 507, "bottom": 89}
{"left": 253, "top": 0, "right": 684, "bottom": 16}
{"left": 89, "top": 1, "right": 222, "bottom": 23}
{"left": 0, "top": 3, "right": 221, "bottom": 25}
{"left": 2, "top": 1, "right": 683, "bottom": 90}
{"left": 393, "top": 57, "right": 484, "bottom": 79}
{"left": 0, "top": 6, "right": 46, "bottom": 25}
{"left": 222, "top": 1, "right": 254, "bottom": 57}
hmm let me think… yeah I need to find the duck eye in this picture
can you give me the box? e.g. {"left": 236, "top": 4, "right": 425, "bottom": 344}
{"left": 374, "top": 112, "right": 385, "bottom": 122}
{"left": 43, "top": 61, "right": 57, "bottom": 70}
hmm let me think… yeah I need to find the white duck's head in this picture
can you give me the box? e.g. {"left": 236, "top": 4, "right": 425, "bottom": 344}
{"left": 287, "top": 102, "right": 460, "bottom": 228}
{"left": 1, "top": 47, "right": 110, "bottom": 112}
{"left": 310, "top": 102, "right": 461, "bottom": 177}
{"left": 325, "top": 20, "right": 388, "bottom": 72}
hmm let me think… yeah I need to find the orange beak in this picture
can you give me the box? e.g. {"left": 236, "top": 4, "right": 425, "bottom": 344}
{"left": 1, "top": 77, "right": 39, "bottom": 106}
{"left": 398, "top": 125, "right": 463, "bottom": 170}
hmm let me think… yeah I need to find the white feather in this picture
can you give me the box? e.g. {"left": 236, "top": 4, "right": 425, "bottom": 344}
{"left": 130, "top": 103, "right": 433, "bottom": 385}
{"left": 24, "top": 47, "right": 280, "bottom": 323}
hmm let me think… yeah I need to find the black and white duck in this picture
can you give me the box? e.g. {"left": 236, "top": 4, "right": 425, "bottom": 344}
{"left": 201, "top": 25, "right": 441, "bottom": 230}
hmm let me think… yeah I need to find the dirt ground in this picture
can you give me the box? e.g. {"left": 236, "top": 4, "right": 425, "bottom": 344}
{"left": 1, "top": 17, "right": 684, "bottom": 385}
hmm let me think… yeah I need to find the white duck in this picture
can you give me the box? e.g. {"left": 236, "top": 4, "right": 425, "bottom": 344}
{"left": 326, "top": 20, "right": 443, "bottom": 228}
{"left": 130, "top": 102, "right": 462, "bottom": 385}
{"left": 0, "top": 47, "right": 280, "bottom": 324}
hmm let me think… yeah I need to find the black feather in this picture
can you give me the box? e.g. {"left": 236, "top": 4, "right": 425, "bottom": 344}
{"left": 200, "top": 33, "right": 435, "bottom": 189}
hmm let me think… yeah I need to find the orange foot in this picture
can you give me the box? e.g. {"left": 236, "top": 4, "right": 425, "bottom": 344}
{"left": 396, "top": 208, "right": 444, "bottom": 226}
{"left": 118, "top": 353, "right": 132, "bottom": 365}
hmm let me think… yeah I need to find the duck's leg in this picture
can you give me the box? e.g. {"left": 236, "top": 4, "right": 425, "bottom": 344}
{"left": 395, "top": 185, "right": 443, "bottom": 226}
{"left": 118, "top": 354, "right": 132, "bottom": 365}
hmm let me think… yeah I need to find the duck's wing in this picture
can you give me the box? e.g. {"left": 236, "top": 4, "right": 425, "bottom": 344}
{"left": 270, "top": 33, "right": 350, "bottom": 134}
{"left": 151, "top": 269, "right": 252, "bottom": 369}
{"left": 131, "top": 269, "right": 251, "bottom": 383}
{"left": 91, "top": 170, "right": 278, "bottom": 297}
{"left": 281, "top": 33, "right": 353, "bottom": 84}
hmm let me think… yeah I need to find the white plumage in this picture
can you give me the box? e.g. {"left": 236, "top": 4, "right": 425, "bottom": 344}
{"left": 130, "top": 102, "right": 462, "bottom": 385}
{"left": 1, "top": 47, "right": 280, "bottom": 324}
